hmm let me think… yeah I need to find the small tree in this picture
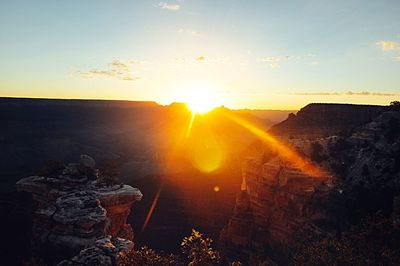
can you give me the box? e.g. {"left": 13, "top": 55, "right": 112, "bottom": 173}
{"left": 181, "top": 229, "right": 221, "bottom": 266}
{"left": 390, "top": 101, "right": 400, "bottom": 111}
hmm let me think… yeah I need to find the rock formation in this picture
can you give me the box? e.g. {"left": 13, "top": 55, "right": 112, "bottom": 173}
{"left": 16, "top": 155, "right": 142, "bottom": 265}
{"left": 221, "top": 105, "right": 400, "bottom": 264}
{"left": 220, "top": 156, "right": 333, "bottom": 263}
{"left": 269, "top": 103, "right": 386, "bottom": 138}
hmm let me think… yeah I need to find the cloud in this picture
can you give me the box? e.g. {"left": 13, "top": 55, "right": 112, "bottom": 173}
{"left": 178, "top": 28, "right": 200, "bottom": 36}
{"left": 110, "top": 60, "right": 131, "bottom": 72}
{"left": 77, "top": 59, "right": 140, "bottom": 81}
{"left": 291, "top": 91, "right": 399, "bottom": 97}
{"left": 260, "top": 56, "right": 290, "bottom": 68}
{"left": 376, "top": 40, "right": 399, "bottom": 51}
{"left": 260, "top": 54, "right": 315, "bottom": 68}
{"left": 158, "top": 2, "right": 180, "bottom": 10}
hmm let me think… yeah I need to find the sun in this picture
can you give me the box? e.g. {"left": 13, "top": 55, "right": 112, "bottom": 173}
{"left": 182, "top": 82, "right": 219, "bottom": 114}
{"left": 186, "top": 91, "right": 217, "bottom": 113}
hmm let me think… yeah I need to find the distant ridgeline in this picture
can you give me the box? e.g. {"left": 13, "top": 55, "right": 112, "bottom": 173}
{"left": 0, "top": 97, "right": 160, "bottom": 108}
{"left": 269, "top": 103, "right": 387, "bottom": 138}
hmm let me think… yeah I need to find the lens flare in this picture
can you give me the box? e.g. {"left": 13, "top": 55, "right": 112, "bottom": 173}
{"left": 224, "top": 112, "right": 327, "bottom": 178}
{"left": 190, "top": 136, "right": 224, "bottom": 173}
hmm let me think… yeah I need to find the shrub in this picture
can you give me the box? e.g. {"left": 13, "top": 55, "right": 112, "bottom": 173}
{"left": 119, "top": 229, "right": 241, "bottom": 266}
{"left": 181, "top": 229, "right": 221, "bottom": 266}
{"left": 290, "top": 213, "right": 400, "bottom": 265}
{"left": 119, "top": 246, "right": 183, "bottom": 266}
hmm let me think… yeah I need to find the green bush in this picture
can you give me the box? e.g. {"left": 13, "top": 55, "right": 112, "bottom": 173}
{"left": 119, "top": 229, "right": 241, "bottom": 266}
{"left": 181, "top": 229, "right": 221, "bottom": 266}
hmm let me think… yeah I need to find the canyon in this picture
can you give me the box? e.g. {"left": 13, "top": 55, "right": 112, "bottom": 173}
{"left": 221, "top": 102, "right": 400, "bottom": 264}
{"left": 1, "top": 98, "right": 400, "bottom": 265}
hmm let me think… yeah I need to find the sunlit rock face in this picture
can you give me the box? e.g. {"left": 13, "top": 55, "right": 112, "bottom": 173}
{"left": 16, "top": 155, "right": 142, "bottom": 265}
{"left": 269, "top": 103, "right": 386, "bottom": 138}
{"left": 220, "top": 156, "right": 333, "bottom": 262}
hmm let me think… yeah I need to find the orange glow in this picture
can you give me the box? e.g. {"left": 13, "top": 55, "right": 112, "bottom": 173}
{"left": 185, "top": 112, "right": 196, "bottom": 138}
{"left": 186, "top": 115, "right": 225, "bottom": 173}
{"left": 224, "top": 112, "right": 326, "bottom": 178}
{"left": 213, "top": 186, "right": 220, "bottom": 192}
{"left": 182, "top": 82, "right": 219, "bottom": 114}
{"left": 190, "top": 135, "right": 224, "bottom": 173}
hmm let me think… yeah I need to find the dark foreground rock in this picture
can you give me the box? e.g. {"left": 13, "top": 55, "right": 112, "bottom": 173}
{"left": 58, "top": 236, "right": 134, "bottom": 266}
{"left": 16, "top": 155, "right": 142, "bottom": 265}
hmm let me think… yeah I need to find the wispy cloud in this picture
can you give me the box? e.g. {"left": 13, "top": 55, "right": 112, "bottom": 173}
{"left": 169, "top": 56, "right": 226, "bottom": 66}
{"left": 260, "top": 56, "right": 290, "bottom": 68}
{"left": 76, "top": 59, "right": 140, "bottom": 81}
{"left": 260, "top": 54, "right": 316, "bottom": 68}
{"left": 291, "top": 91, "right": 399, "bottom": 97}
{"left": 178, "top": 28, "right": 200, "bottom": 36}
{"left": 158, "top": 2, "right": 180, "bottom": 11}
{"left": 376, "top": 40, "right": 400, "bottom": 61}
{"left": 376, "top": 40, "right": 399, "bottom": 51}
{"left": 110, "top": 59, "right": 131, "bottom": 72}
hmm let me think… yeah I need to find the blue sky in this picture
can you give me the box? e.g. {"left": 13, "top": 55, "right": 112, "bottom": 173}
{"left": 1, "top": 0, "right": 399, "bottom": 109}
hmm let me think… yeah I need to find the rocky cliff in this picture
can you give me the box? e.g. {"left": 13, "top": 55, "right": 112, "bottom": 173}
{"left": 221, "top": 106, "right": 400, "bottom": 265}
{"left": 16, "top": 155, "right": 142, "bottom": 265}
{"left": 269, "top": 103, "right": 386, "bottom": 138}
{"left": 220, "top": 156, "right": 333, "bottom": 264}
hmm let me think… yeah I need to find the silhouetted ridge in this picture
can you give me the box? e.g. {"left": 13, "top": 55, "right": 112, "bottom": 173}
{"left": 0, "top": 97, "right": 159, "bottom": 108}
{"left": 269, "top": 103, "right": 386, "bottom": 138}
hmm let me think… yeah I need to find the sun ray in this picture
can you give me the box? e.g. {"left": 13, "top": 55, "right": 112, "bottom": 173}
{"left": 224, "top": 112, "right": 329, "bottom": 178}
{"left": 185, "top": 111, "right": 196, "bottom": 138}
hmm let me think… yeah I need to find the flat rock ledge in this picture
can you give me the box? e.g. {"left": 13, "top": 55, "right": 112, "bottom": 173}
{"left": 16, "top": 155, "right": 142, "bottom": 264}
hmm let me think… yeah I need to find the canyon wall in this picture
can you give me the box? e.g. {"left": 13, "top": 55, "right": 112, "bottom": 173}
{"left": 221, "top": 104, "right": 400, "bottom": 264}
{"left": 220, "top": 157, "right": 333, "bottom": 263}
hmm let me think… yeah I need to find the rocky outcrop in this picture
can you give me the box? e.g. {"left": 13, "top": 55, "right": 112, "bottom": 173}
{"left": 220, "top": 156, "right": 333, "bottom": 263}
{"left": 16, "top": 155, "right": 142, "bottom": 265}
{"left": 269, "top": 103, "right": 386, "bottom": 138}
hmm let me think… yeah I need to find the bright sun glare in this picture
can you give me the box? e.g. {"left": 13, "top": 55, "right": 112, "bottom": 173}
{"left": 182, "top": 82, "right": 219, "bottom": 113}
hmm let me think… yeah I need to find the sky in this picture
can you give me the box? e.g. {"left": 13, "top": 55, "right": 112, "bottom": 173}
{"left": 1, "top": 0, "right": 400, "bottom": 109}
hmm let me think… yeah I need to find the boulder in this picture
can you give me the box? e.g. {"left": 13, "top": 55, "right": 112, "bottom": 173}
{"left": 80, "top": 154, "right": 96, "bottom": 169}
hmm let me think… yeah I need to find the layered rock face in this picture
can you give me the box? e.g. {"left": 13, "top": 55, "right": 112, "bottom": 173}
{"left": 16, "top": 155, "right": 142, "bottom": 265}
{"left": 220, "top": 157, "right": 333, "bottom": 263}
{"left": 221, "top": 106, "right": 400, "bottom": 264}
{"left": 269, "top": 103, "right": 385, "bottom": 138}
